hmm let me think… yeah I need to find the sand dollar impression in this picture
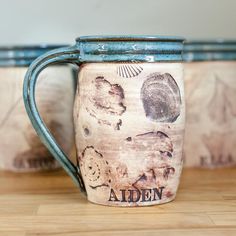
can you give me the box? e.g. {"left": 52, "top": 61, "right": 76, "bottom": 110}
{"left": 141, "top": 73, "right": 182, "bottom": 123}
{"left": 79, "top": 146, "right": 112, "bottom": 190}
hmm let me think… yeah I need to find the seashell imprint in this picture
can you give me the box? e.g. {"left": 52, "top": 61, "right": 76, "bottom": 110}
{"left": 132, "top": 165, "right": 175, "bottom": 190}
{"left": 85, "top": 77, "right": 126, "bottom": 130}
{"left": 79, "top": 146, "right": 112, "bottom": 189}
{"left": 91, "top": 77, "right": 126, "bottom": 115}
{"left": 141, "top": 73, "right": 181, "bottom": 122}
{"left": 125, "top": 131, "right": 173, "bottom": 159}
{"left": 117, "top": 64, "right": 143, "bottom": 78}
{"left": 123, "top": 131, "right": 175, "bottom": 191}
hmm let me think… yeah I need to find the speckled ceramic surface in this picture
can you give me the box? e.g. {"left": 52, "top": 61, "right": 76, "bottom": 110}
{"left": 184, "top": 41, "right": 236, "bottom": 168}
{"left": 23, "top": 36, "right": 185, "bottom": 206}
{"left": 74, "top": 63, "right": 185, "bottom": 206}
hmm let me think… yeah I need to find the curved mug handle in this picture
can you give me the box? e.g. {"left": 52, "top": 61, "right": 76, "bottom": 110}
{"left": 23, "top": 45, "right": 85, "bottom": 192}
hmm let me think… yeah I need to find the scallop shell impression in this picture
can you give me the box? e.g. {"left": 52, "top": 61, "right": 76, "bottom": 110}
{"left": 141, "top": 73, "right": 181, "bottom": 122}
{"left": 117, "top": 64, "right": 143, "bottom": 78}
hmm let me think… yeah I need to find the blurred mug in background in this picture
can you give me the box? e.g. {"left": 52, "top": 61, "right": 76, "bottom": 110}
{"left": 0, "top": 45, "right": 75, "bottom": 172}
{"left": 184, "top": 40, "right": 236, "bottom": 168}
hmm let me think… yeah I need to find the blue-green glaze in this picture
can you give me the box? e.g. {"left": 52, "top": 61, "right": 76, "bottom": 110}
{"left": 0, "top": 45, "right": 68, "bottom": 67}
{"left": 78, "top": 35, "right": 184, "bottom": 62}
{"left": 23, "top": 35, "right": 185, "bottom": 191}
{"left": 183, "top": 40, "right": 236, "bottom": 61}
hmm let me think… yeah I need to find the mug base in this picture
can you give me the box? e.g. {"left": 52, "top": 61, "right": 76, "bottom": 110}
{"left": 87, "top": 195, "right": 176, "bottom": 207}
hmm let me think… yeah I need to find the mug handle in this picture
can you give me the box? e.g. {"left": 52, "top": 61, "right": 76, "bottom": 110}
{"left": 23, "top": 45, "right": 85, "bottom": 192}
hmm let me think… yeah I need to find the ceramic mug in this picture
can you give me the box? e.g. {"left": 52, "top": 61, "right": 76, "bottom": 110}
{"left": 184, "top": 40, "right": 236, "bottom": 168}
{"left": 23, "top": 36, "right": 185, "bottom": 206}
{"left": 0, "top": 45, "right": 75, "bottom": 172}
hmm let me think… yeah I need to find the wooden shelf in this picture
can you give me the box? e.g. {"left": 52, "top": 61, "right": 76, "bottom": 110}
{"left": 0, "top": 168, "right": 235, "bottom": 235}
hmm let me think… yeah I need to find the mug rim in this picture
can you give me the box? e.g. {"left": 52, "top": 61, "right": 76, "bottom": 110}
{"left": 0, "top": 44, "right": 69, "bottom": 67}
{"left": 76, "top": 35, "right": 185, "bottom": 42}
{"left": 185, "top": 39, "right": 236, "bottom": 45}
{"left": 0, "top": 44, "right": 68, "bottom": 51}
{"left": 184, "top": 39, "right": 236, "bottom": 61}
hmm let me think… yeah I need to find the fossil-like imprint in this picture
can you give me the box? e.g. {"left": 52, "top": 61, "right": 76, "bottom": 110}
{"left": 141, "top": 73, "right": 181, "bottom": 122}
{"left": 125, "top": 131, "right": 175, "bottom": 188}
{"left": 79, "top": 146, "right": 112, "bottom": 190}
{"left": 117, "top": 64, "right": 143, "bottom": 78}
{"left": 85, "top": 77, "right": 126, "bottom": 129}
{"left": 132, "top": 165, "right": 175, "bottom": 189}
{"left": 127, "top": 131, "right": 174, "bottom": 159}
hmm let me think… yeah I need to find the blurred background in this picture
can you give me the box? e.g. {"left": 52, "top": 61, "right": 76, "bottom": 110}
{"left": 0, "top": 0, "right": 236, "bottom": 45}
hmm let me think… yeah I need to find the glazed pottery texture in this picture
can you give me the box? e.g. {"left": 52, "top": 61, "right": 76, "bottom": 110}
{"left": 184, "top": 41, "right": 236, "bottom": 168}
{"left": 0, "top": 46, "right": 74, "bottom": 172}
{"left": 75, "top": 63, "right": 185, "bottom": 206}
{"left": 23, "top": 36, "right": 185, "bottom": 206}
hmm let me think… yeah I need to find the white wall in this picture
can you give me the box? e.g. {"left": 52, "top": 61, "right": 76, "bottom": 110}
{"left": 0, "top": 0, "right": 236, "bottom": 45}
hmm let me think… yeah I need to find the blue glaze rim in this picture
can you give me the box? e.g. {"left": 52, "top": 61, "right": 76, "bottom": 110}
{"left": 0, "top": 45, "right": 68, "bottom": 67}
{"left": 77, "top": 35, "right": 184, "bottom": 42}
{"left": 77, "top": 35, "right": 185, "bottom": 62}
{"left": 184, "top": 40, "right": 236, "bottom": 61}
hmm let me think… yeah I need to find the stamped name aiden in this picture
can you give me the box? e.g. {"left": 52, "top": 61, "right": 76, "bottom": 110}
{"left": 108, "top": 187, "right": 165, "bottom": 203}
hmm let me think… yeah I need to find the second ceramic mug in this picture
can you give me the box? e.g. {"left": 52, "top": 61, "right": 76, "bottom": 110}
{"left": 0, "top": 45, "right": 75, "bottom": 171}
{"left": 23, "top": 36, "right": 185, "bottom": 206}
{"left": 184, "top": 40, "right": 236, "bottom": 168}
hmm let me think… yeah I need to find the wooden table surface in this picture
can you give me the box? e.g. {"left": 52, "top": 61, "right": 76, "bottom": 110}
{"left": 0, "top": 168, "right": 235, "bottom": 236}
